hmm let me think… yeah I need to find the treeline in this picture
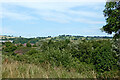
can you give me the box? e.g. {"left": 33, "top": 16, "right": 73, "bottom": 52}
{"left": 1, "top": 35, "right": 112, "bottom": 44}
{"left": 51, "top": 35, "right": 112, "bottom": 41}
{"left": 2, "top": 39, "right": 119, "bottom": 78}
{"left": 2, "top": 37, "right": 45, "bottom": 44}
{"left": 1, "top": 35, "right": 51, "bottom": 44}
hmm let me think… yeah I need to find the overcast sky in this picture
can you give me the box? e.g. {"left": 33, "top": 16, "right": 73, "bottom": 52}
{"left": 0, "top": 0, "right": 113, "bottom": 37}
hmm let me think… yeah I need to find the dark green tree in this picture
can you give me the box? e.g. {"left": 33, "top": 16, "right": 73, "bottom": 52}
{"left": 5, "top": 42, "right": 12, "bottom": 47}
{"left": 26, "top": 42, "right": 31, "bottom": 47}
{"left": 102, "top": 1, "right": 120, "bottom": 69}
{"left": 102, "top": 1, "right": 120, "bottom": 38}
{"left": 3, "top": 42, "right": 17, "bottom": 52}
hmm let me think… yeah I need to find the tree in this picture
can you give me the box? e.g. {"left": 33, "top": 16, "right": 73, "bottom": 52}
{"left": 3, "top": 42, "right": 17, "bottom": 52}
{"left": 102, "top": 1, "right": 120, "bottom": 38}
{"left": 102, "top": 1, "right": 120, "bottom": 69}
{"left": 5, "top": 42, "right": 12, "bottom": 47}
{"left": 26, "top": 42, "right": 31, "bottom": 47}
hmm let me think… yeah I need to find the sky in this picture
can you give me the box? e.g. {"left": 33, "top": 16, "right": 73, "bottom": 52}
{"left": 0, "top": 0, "right": 113, "bottom": 38}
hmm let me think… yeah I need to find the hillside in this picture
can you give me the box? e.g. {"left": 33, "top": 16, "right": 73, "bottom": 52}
{"left": 0, "top": 35, "right": 16, "bottom": 39}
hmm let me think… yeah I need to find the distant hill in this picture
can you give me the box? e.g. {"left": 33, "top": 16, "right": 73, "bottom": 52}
{"left": 0, "top": 35, "right": 16, "bottom": 39}
{"left": 51, "top": 35, "right": 113, "bottom": 41}
{"left": 0, "top": 35, "right": 113, "bottom": 44}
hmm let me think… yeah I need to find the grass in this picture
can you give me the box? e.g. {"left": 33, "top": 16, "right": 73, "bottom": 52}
{"left": 2, "top": 55, "right": 97, "bottom": 78}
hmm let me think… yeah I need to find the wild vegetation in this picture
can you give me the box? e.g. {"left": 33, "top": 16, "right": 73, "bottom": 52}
{"left": 2, "top": 37, "right": 120, "bottom": 78}
{"left": 102, "top": 1, "right": 120, "bottom": 39}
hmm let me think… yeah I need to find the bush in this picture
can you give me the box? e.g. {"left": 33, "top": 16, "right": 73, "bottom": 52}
{"left": 33, "top": 44, "right": 37, "bottom": 47}
{"left": 37, "top": 39, "right": 119, "bottom": 73}
{"left": 14, "top": 47, "right": 31, "bottom": 54}
{"left": 3, "top": 42, "right": 17, "bottom": 52}
{"left": 26, "top": 42, "right": 31, "bottom": 47}
{"left": 92, "top": 40, "right": 118, "bottom": 72}
{"left": 26, "top": 49, "right": 38, "bottom": 55}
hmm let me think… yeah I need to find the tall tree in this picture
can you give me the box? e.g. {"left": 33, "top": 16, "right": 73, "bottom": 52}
{"left": 102, "top": 1, "right": 120, "bottom": 68}
{"left": 102, "top": 1, "right": 120, "bottom": 38}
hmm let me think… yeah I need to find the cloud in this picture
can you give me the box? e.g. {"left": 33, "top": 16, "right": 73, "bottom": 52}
{"left": 43, "top": 17, "right": 70, "bottom": 23}
{"left": 1, "top": 0, "right": 107, "bottom": 3}
{"left": 2, "top": 8, "right": 37, "bottom": 20}
{"left": 74, "top": 18, "right": 105, "bottom": 24}
{"left": 1, "top": 1, "right": 105, "bottom": 24}
{"left": 67, "top": 10, "right": 104, "bottom": 18}
{"left": 4, "top": 12, "right": 36, "bottom": 21}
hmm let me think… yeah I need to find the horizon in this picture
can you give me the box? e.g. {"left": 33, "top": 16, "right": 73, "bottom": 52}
{"left": 1, "top": 0, "right": 114, "bottom": 38}
{"left": 0, "top": 34, "right": 113, "bottom": 38}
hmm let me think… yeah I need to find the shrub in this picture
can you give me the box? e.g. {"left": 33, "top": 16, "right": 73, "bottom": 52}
{"left": 26, "top": 43, "right": 31, "bottom": 47}
{"left": 26, "top": 49, "right": 38, "bottom": 55}
{"left": 14, "top": 47, "right": 31, "bottom": 54}
{"left": 33, "top": 44, "right": 37, "bottom": 47}
{"left": 92, "top": 41, "right": 118, "bottom": 72}
{"left": 3, "top": 42, "right": 17, "bottom": 52}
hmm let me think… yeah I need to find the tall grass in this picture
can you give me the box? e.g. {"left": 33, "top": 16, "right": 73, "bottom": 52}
{"left": 2, "top": 55, "right": 97, "bottom": 78}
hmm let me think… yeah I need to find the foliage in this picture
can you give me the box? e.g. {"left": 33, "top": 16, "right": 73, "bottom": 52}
{"left": 2, "top": 39, "right": 119, "bottom": 78}
{"left": 102, "top": 1, "right": 120, "bottom": 77}
{"left": 14, "top": 47, "right": 32, "bottom": 54}
{"left": 10, "top": 37, "right": 48, "bottom": 44}
{"left": 102, "top": 1, "right": 120, "bottom": 38}
{"left": 26, "top": 42, "right": 31, "bottom": 47}
{"left": 70, "top": 40, "right": 93, "bottom": 64}
{"left": 51, "top": 35, "right": 112, "bottom": 41}
{"left": 3, "top": 42, "right": 17, "bottom": 52}
{"left": 26, "top": 49, "right": 38, "bottom": 55}
{"left": 37, "top": 39, "right": 119, "bottom": 73}
{"left": 92, "top": 40, "right": 118, "bottom": 72}
{"left": 113, "top": 38, "right": 120, "bottom": 68}
{"left": 97, "top": 70, "right": 119, "bottom": 78}
{"left": 33, "top": 44, "right": 37, "bottom": 47}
